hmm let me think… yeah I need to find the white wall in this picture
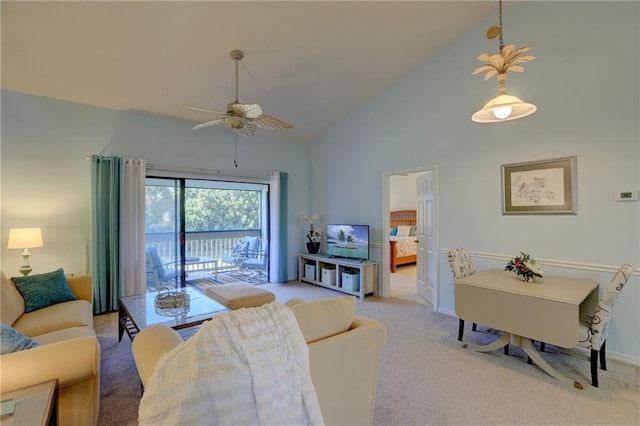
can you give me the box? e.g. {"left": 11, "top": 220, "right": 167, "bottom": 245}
{"left": 390, "top": 174, "right": 418, "bottom": 211}
{"left": 309, "top": 2, "right": 639, "bottom": 361}
{"left": 1, "top": 91, "right": 310, "bottom": 280}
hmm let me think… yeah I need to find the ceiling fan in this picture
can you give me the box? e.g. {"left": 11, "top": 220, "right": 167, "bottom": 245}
{"left": 185, "top": 49, "right": 293, "bottom": 137}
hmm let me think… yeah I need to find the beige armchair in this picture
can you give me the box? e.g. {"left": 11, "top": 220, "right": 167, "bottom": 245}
{"left": 0, "top": 271, "right": 100, "bottom": 426}
{"left": 132, "top": 296, "right": 387, "bottom": 425}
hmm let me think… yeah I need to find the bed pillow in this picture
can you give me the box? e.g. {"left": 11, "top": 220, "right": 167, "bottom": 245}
{"left": 397, "top": 225, "right": 411, "bottom": 237}
{"left": 12, "top": 268, "right": 77, "bottom": 313}
{"left": 409, "top": 225, "right": 417, "bottom": 236}
{"left": 1, "top": 323, "right": 39, "bottom": 354}
{"left": 390, "top": 227, "right": 398, "bottom": 236}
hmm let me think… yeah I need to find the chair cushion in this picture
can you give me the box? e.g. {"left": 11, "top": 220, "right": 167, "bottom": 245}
{"left": 205, "top": 283, "right": 275, "bottom": 310}
{"left": 244, "top": 236, "right": 261, "bottom": 255}
{"left": 12, "top": 299, "right": 93, "bottom": 337}
{"left": 11, "top": 268, "right": 77, "bottom": 313}
{"left": 32, "top": 326, "right": 94, "bottom": 346}
{"left": 287, "top": 296, "right": 356, "bottom": 344}
{"left": 1, "top": 322, "right": 39, "bottom": 354}
{"left": 1, "top": 270, "right": 25, "bottom": 325}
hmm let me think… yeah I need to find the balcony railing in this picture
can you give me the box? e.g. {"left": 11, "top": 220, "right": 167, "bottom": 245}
{"left": 146, "top": 230, "right": 262, "bottom": 269}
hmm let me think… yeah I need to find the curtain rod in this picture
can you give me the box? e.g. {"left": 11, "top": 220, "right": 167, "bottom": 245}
{"left": 86, "top": 155, "right": 269, "bottom": 181}
{"left": 146, "top": 162, "right": 268, "bottom": 181}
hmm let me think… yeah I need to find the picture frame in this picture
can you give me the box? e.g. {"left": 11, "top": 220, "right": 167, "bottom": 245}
{"left": 502, "top": 156, "right": 577, "bottom": 215}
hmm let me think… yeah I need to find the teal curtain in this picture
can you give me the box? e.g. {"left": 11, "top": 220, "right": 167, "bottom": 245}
{"left": 277, "top": 172, "right": 288, "bottom": 282}
{"left": 91, "top": 155, "right": 122, "bottom": 313}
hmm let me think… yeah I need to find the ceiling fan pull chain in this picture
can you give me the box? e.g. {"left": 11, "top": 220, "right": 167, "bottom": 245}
{"left": 234, "top": 134, "right": 239, "bottom": 167}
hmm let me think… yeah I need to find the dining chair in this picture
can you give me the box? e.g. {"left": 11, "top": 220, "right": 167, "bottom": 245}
{"left": 447, "top": 248, "right": 509, "bottom": 355}
{"left": 576, "top": 263, "right": 633, "bottom": 387}
{"left": 447, "top": 249, "right": 479, "bottom": 332}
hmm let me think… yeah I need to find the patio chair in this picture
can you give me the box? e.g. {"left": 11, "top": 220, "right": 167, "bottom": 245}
{"left": 239, "top": 242, "right": 268, "bottom": 283}
{"left": 146, "top": 247, "right": 179, "bottom": 290}
{"left": 221, "top": 236, "right": 261, "bottom": 269}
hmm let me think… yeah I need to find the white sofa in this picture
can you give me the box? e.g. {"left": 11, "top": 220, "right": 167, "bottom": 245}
{"left": 132, "top": 296, "right": 387, "bottom": 425}
{"left": 0, "top": 270, "right": 100, "bottom": 426}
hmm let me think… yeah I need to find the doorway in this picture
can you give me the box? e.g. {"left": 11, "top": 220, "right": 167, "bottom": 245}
{"left": 382, "top": 166, "right": 439, "bottom": 309}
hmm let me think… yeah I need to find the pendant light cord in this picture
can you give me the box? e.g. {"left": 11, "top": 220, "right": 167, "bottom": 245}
{"left": 498, "top": 0, "right": 504, "bottom": 51}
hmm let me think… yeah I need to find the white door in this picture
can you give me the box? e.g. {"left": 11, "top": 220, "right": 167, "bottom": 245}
{"left": 416, "top": 172, "right": 436, "bottom": 305}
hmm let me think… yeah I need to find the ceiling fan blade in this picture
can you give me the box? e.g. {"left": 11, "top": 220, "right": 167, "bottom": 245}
{"left": 192, "top": 117, "right": 228, "bottom": 130}
{"left": 252, "top": 114, "right": 293, "bottom": 131}
{"left": 232, "top": 103, "right": 263, "bottom": 119}
{"left": 235, "top": 122, "right": 257, "bottom": 137}
{"left": 184, "top": 105, "right": 229, "bottom": 116}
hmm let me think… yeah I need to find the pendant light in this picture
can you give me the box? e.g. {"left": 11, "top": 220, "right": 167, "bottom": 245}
{"left": 471, "top": 0, "right": 537, "bottom": 123}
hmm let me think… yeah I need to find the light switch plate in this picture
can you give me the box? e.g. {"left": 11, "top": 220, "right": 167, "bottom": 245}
{"left": 614, "top": 190, "right": 639, "bottom": 201}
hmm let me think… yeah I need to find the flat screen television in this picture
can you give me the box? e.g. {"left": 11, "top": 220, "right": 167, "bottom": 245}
{"left": 325, "top": 224, "right": 369, "bottom": 261}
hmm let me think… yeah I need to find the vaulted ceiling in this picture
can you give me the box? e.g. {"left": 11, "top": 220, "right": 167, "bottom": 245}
{"left": 2, "top": 1, "right": 496, "bottom": 142}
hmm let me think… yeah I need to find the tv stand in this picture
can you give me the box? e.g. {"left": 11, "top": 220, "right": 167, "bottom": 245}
{"left": 298, "top": 253, "right": 378, "bottom": 300}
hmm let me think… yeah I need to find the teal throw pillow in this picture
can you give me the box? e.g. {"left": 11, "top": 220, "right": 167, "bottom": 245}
{"left": 1, "top": 323, "right": 39, "bottom": 354}
{"left": 12, "top": 268, "right": 77, "bottom": 313}
{"left": 390, "top": 227, "right": 398, "bottom": 236}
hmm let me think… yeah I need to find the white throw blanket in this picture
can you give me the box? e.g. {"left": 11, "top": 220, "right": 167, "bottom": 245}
{"left": 138, "top": 302, "right": 324, "bottom": 426}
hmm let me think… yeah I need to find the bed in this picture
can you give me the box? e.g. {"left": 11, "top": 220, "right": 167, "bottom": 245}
{"left": 389, "top": 210, "right": 418, "bottom": 272}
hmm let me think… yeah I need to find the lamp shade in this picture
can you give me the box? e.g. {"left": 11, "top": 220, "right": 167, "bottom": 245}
{"left": 7, "top": 228, "right": 44, "bottom": 249}
{"left": 471, "top": 94, "right": 537, "bottom": 123}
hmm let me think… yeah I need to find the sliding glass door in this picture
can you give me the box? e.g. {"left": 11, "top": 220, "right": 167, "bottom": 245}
{"left": 145, "top": 177, "right": 268, "bottom": 289}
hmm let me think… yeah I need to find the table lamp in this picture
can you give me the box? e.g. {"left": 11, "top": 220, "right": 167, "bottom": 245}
{"left": 7, "top": 227, "right": 44, "bottom": 276}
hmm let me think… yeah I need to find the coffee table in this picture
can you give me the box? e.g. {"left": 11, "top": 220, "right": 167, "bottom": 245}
{"left": 119, "top": 286, "right": 228, "bottom": 341}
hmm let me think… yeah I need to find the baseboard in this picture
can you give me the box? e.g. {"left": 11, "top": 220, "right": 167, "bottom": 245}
{"left": 437, "top": 306, "right": 456, "bottom": 318}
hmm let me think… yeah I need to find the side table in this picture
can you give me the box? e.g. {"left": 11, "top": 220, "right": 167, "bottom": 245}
{"left": 0, "top": 379, "right": 58, "bottom": 425}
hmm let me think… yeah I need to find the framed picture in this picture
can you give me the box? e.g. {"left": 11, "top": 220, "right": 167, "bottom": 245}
{"left": 502, "top": 156, "right": 577, "bottom": 215}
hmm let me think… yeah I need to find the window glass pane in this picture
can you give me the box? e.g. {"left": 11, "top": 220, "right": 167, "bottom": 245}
{"left": 185, "top": 187, "right": 261, "bottom": 232}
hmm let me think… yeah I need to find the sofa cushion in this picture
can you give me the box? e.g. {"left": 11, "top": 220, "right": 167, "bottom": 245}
{"left": 1, "top": 271, "right": 25, "bottom": 325}
{"left": 32, "top": 326, "right": 95, "bottom": 346}
{"left": 287, "top": 296, "right": 356, "bottom": 343}
{"left": 12, "top": 268, "right": 77, "bottom": 313}
{"left": 12, "top": 300, "right": 93, "bottom": 337}
{"left": 1, "top": 322, "right": 39, "bottom": 354}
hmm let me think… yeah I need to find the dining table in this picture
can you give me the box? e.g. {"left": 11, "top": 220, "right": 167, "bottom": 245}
{"left": 455, "top": 269, "right": 599, "bottom": 389}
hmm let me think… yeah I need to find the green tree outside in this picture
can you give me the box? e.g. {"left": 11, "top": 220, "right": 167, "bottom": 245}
{"left": 146, "top": 185, "right": 261, "bottom": 232}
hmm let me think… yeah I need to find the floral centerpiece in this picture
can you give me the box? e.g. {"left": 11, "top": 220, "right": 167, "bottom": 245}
{"left": 297, "top": 214, "right": 323, "bottom": 253}
{"left": 504, "top": 252, "right": 543, "bottom": 282}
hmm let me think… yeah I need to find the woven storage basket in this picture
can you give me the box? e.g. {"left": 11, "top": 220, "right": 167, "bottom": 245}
{"left": 154, "top": 286, "right": 190, "bottom": 310}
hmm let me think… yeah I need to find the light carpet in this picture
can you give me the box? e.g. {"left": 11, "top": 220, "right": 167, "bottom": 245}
{"left": 96, "top": 281, "right": 640, "bottom": 425}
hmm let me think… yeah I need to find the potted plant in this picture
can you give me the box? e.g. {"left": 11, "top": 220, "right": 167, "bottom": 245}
{"left": 297, "top": 214, "right": 323, "bottom": 254}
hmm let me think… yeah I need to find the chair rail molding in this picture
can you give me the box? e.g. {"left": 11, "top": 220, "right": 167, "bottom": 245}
{"left": 437, "top": 248, "right": 639, "bottom": 276}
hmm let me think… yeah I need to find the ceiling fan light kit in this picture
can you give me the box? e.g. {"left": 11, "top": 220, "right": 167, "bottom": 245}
{"left": 471, "top": 0, "right": 536, "bottom": 123}
{"left": 186, "top": 49, "right": 293, "bottom": 137}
